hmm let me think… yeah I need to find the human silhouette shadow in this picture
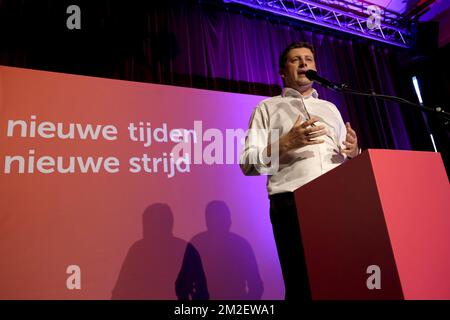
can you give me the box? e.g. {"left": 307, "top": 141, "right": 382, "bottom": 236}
{"left": 186, "top": 200, "right": 264, "bottom": 300}
{"left": 111, "top": 203, "right": 208, "bottom": 299}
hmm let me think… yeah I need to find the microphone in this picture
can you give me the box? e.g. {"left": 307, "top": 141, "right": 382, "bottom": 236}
{"left": 305, "top": 70, "right": 344, "bottom": 91}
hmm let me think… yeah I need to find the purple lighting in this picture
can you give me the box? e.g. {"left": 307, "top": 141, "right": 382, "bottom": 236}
{"left": 225, "top": 0, "right": 411, "bottom": 47}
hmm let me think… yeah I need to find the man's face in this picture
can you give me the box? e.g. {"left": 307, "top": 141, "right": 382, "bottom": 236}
{"left": 281, "top": 47, "right": 317, "bottom": 91}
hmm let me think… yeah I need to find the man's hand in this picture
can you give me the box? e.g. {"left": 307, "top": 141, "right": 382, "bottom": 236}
{"left": 279, "top": 116, "right": 327, "bottom": 154}
{"left": 341, "top": 122, "right": 359, "bottom": 158}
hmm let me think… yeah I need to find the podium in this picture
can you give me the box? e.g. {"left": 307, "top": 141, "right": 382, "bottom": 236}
{"left": 294, "top": 149, "right": 450, "bottom": 300}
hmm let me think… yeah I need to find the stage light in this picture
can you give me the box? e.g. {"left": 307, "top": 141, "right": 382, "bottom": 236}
{"left": 412, "top": 75, "right": 437, "bottom": 152}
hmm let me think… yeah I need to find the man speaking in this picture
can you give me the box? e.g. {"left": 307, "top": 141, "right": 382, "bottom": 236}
{"left": 240, "top": 42, "right": 359, "bottom": 300}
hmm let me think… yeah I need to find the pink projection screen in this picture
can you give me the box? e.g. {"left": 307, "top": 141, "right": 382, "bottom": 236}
{"left": 0, "top": 66, "right": 284, "bottom": 299}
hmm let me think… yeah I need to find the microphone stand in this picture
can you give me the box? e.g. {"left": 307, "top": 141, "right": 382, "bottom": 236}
{"left": 323, "top": 82, "right": 450, "bottom": 127}
{"left": 314, "top": 79, "right": 449, "bottom": 173}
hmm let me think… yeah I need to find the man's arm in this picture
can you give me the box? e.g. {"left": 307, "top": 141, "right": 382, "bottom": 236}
{"left": 239, "top": 105, "right": 273, "bottom": 176}
{"left": 265, "top": 116, "right": 327, "bottom": 158}
{"left": 240, "top": 108, "right": 327, "bottom": 176}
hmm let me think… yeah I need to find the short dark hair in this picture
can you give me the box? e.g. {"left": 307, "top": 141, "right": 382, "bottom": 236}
{"left": 278, "top": 42, "right": 314, "bottom": 70}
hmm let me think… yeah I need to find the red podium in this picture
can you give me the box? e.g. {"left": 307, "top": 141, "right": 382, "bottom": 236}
{"left": 294, "top": 149, "right": 450, "bottom": 300}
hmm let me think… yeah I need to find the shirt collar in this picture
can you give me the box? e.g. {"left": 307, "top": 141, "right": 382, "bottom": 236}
{"left": 282, "top": 87, "right": 319, "bottom": 99}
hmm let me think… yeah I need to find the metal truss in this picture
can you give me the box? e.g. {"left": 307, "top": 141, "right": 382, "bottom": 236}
{"left": 223, "top": 0, "right": 411, "bottom": 48}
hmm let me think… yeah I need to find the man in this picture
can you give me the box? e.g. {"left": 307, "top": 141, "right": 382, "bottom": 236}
{"left": 240, "top": 42, "right": 359, "bottom": 300}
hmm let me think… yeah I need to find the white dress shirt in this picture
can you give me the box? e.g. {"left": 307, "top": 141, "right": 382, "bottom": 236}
{"left": 240, "top": 87, "right": 349, "bottom": 196}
